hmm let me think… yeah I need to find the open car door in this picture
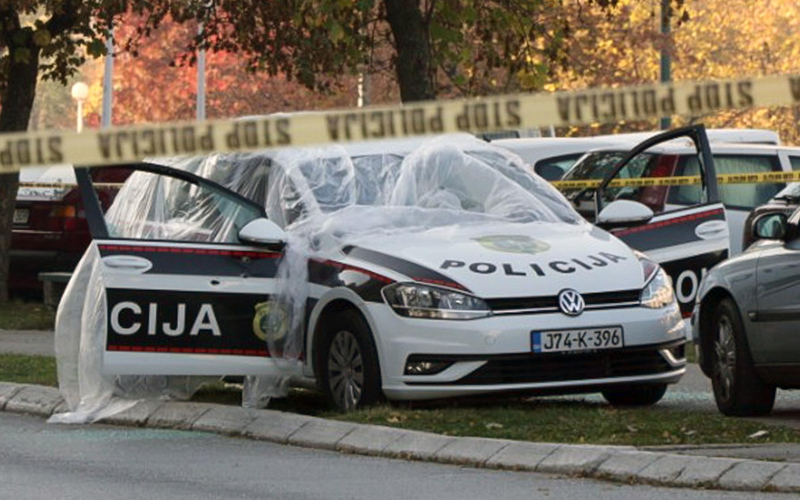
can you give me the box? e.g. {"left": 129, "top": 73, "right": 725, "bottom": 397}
{"left": 593, "top": 125, "right": 730, "bottom": 320}
{"left": 75, "top": 163, "right": 286, "bottom": 376}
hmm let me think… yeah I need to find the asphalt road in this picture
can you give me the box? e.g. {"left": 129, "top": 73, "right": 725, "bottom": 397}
{"left": 0, "top": 412, "right": 792, "bottom": 500}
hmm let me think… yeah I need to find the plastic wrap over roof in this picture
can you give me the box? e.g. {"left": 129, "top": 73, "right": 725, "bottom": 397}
{"left": 135, "top": 134, "right": 582, "bottom": 228}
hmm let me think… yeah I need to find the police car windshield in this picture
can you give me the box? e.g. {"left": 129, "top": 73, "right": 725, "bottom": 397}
{"left": 270, "top": 138, "right": 583, "bottom": 227}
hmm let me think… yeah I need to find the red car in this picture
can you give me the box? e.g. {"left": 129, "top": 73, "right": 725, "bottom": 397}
{"left": 11, "top": 166, "right": 127, "bottom": 292}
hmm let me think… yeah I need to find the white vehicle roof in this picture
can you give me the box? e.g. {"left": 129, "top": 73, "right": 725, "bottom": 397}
{"left": 18, "top": 164, "right": 75, "bottom": 184}
{"left": 582, "top": 141, "right": 800, "bottom": 157}
{"left": 494, "top": 128, "right": 781, "bottom": 167}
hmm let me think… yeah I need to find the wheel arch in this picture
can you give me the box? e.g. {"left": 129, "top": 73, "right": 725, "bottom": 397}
{"left": 306, "top": 289, "right": 381, "bottom": 381}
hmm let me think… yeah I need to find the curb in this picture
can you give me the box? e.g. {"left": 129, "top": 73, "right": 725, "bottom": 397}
{"left": 1, "top": 381, "right": 798, "bottom": 493}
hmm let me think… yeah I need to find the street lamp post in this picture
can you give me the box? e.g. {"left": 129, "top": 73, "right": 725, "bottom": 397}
{"left": 71, "top": 82, "right": 89, "bottom": 133}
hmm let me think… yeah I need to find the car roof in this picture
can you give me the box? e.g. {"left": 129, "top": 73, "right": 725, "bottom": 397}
{"left": 18, "top": 164, "right": 75, "bottom": 184}
{"left": 494, "top": 128, "right": 782, "bottom": 165}
{"left": 584, "top": 142, "right": 800, "bottom": 156}
{"left": 493, "top": 137, "right": 636, "bottom": 164}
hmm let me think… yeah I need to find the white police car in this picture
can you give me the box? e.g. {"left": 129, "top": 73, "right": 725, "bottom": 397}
{"left": 72, "top": 134, "right": 688, "bottom": 411}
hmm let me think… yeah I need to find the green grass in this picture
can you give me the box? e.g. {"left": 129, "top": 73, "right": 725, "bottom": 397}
{"left": 0, "top": 300, "right": 55, "bottom": 331}
{"left": 2, "top": 353, "right": 793, "bottom": 448}
{"left": 0, "top": 354, "right": 57, "bottom": 386}
{"left": 326, "top": 398, "right": 800, "bottom": 447}
{"left": 685, "top": 341, "right": 697, "bottom": 363}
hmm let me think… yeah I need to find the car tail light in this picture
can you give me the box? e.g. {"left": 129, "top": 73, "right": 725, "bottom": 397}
{"left": 49, "top": 205, "right": 77, "bottom": 218}
{"left": 45, "top": 204, "right": 84, "bottom": 232}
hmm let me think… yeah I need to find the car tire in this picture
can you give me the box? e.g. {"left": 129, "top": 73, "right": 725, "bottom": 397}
{"left": 318, "top": 309, "right": 383, "bottom": 412}
{"left": 711, "top": 298, "right": 776, "bottom": 416}
{"left": 601, "top": 384, "right": 668, "bottom": 407}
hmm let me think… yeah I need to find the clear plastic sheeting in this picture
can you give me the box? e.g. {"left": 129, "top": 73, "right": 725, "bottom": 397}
{"left": 51, "top": 134, "right": 583, "bottom": 423}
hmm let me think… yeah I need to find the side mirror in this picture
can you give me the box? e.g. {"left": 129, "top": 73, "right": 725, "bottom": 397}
{"left": 596, "top": 200, "right": 654, "bottom": 228}
{"left": 752, "top": 212, "right": 788, "bottom": 242}
{"left": 239, "top": 218, "right": 286, "bottom": 249}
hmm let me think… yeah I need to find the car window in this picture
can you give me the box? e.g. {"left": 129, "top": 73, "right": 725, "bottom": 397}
{"left": 790, "top": 156, "right": 800, "bottom": 171}
{"left": 563, "top": 151, "right": 631, "bottom": 181}
{"left": 562, "top": 150, "right": 676, "bottom": 218}
{"left": 268, "top": 141, "right": 582, "bottom": 226}
{"left": 106, "top": 170, "right": 263, "bottom": 243}
{"left": 669, "top": 154, "right": 782, "bottom": 210}
{"left": 533, "top": 153, "right": 584, "bottom": 181}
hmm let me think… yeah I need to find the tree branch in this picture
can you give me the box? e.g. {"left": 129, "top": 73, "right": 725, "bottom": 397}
{"left": 45, "top": 0, "right": 82, "bottom": 36}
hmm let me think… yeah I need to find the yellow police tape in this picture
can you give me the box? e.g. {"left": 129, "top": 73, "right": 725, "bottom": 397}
{"left": 1, "top": 72, "right": 799, "bottom": 173}
{"left": 552, "top": 170, "right": 800, "bottom": 189}
{"left": 16, "top": 171, "right": 800, "bottom": 192}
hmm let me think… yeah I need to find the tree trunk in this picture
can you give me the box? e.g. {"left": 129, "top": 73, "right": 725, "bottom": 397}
{"left": 384, "top": 0, "right": 436, "bottom": 102}
{"left": 0, "top": 42, "right": 41, "bottom": 302}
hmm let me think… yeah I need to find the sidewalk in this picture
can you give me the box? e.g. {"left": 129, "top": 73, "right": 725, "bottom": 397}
{"left": 0, "top": 329, "right": 54, "bottom": 357}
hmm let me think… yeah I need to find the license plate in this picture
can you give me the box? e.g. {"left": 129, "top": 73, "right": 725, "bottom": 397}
{"left": 13, "top": 209, "right": 29, "bottom": 225}
{"left": 532, "top": 326, "right": 624, "bottom": 353}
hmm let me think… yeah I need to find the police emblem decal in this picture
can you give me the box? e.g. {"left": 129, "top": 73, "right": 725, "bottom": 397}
{"left": 253, "top": 301, "right": 290, "bottom": 342}
{"left": 473, "top": 235, "right": 551, "bottom": 255}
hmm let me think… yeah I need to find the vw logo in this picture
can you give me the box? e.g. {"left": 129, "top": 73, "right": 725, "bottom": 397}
{"left": 558, "top": 289, "right": 585, "bottom": 316}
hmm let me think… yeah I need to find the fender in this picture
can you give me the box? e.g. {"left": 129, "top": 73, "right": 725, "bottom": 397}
{"left": 303, "top": 287, "right": 384, "bottom": 379}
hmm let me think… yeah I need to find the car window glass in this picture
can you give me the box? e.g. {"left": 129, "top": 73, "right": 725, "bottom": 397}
{"left": 562, "top": 150, "right": 677, "bottom": 218}
{"left": 790, "top": 156, "right": 800, "bottom": 171}
{"left": 562, "top": 151, "right": 628, "bottom": 181}
{"left": 269, "top": 141, "right": 582, "bottom": 226}
{"left": 534, "top": 153, "right": 583, "bottom": 181}
{"left": 266, "top": 165, "right": 310, "bottom": 228}
{"left": 105, "top": 170, "right": 262, "bottom": 243}
{"left": 669, "top": 154, "right": 782, "bottom": 210}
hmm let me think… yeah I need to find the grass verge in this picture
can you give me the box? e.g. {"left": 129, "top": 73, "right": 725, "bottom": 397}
{"left": 0, "top": 354, "right": 57, "bottom": 386}
{"left": 2, "top": 354, "right": 793, "bottom": 448}
{"left": 0, "top": 301, "right": 55, "bottom": 331}
{"left": 327, "top": 398, "right": 800, "bottom": 447}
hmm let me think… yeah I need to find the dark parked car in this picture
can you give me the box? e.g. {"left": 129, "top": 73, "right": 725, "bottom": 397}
{"left": 741, "top": 183, "right": 800, "bottom": 250}
{"left": 693, "top": 205, "right": 800, "bottom": 416}
{"left": 11, "top": 165, "right": 127, "bottom": 292}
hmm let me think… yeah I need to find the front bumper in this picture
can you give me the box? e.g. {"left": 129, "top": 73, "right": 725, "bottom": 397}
{"left": 366, "top": 301, "right": 686, "bottom": 400}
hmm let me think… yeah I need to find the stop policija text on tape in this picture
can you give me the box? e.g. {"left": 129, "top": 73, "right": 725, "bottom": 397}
{"left": 0, "top": 74, "right": 799, "bottom": 172}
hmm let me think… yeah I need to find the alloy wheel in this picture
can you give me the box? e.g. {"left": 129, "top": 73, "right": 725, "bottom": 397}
{"left": 327, "top": 330, "right": 364, "bottom": 411}
{"left": 714, "top": 315, "right": 737, "bottom": 402}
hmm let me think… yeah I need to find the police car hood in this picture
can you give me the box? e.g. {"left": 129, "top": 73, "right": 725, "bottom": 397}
{"left": 346, "top": 221, "right": 646, "bottom": 299}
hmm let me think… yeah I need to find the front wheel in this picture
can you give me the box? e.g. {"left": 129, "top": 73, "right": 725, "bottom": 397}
{"left": 711, "top": 299, "right": 775, "bottom": 416}
{"left": 318, "top": 309, "right": 383, "bottom": 412}
{"left": 602, "top": 383, "right": 668, "bottom": 407}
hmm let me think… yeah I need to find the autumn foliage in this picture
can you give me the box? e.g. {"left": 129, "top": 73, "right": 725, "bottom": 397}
{"left": 78, "top": 15, "right": 387, "bottom": 128}
{"left": 542, "top": 0, "right": 800, "bottom": 143}
{"left": 32, "top": 1, "right": 800, "bottom": 145}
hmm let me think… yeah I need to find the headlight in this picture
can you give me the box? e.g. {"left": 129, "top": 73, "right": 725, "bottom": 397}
{"left": 382, "top": 283, "right": 491, "bottom": 320}
{"left": 640, "top": 267, "right": 675, "bottom": 309}
{"left": 634, "top": 250, "right": 659, "bottom": 281}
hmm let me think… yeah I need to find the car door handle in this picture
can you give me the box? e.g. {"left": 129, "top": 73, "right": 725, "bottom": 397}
{"left": 102, "top": 255, "right": 153, "bottom": 274}
{"left": 695, "top": 220, "right": 728, "bottom": 239}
